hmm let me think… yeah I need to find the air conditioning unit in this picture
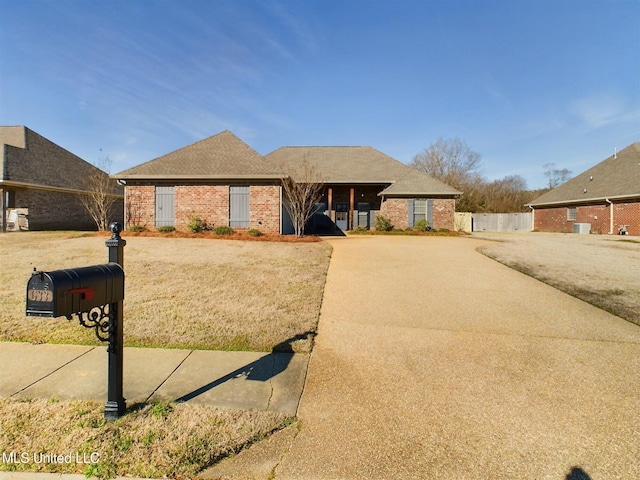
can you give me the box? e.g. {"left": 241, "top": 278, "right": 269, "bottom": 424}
{"left": 573, "top": 223, "right": 591, "bottom": 234}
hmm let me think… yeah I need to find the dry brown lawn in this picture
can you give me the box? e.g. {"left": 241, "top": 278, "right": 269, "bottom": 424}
{"left": 474, "top": 232, "right": 640, "bottom": 325}
{"left": 0, "top": 397, "right": 290, "bottom": 478}
{"left": 0, "top": 231, "right": 332, "bottom": 352}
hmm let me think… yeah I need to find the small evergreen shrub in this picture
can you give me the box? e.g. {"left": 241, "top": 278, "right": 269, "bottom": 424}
{"left": 375, "top": 215, "right": 393, "bottom": 231}
{"left": 128, "top": 225, "right": 147, "bottom": 232}
{"left": 247, "top": 229, "right": 263, "bottom": 237}
{"left": 157, "top": 226, "right": 175, "bottom": 233}
{"left": 439, "top": 228, "right": 450, "bottom": 232}
{"left": 213, "top": 226, "right": 234, "bottom": 235}
{"left": 413, "top": 218, "right": 429, "bottom": 231}
{"left": 186, "top": 214, "right": 209, "bottom": 233}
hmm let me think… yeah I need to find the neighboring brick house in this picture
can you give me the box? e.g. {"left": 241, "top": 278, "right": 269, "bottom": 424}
{"left": 0, "top": 126, "right": 124, "bottom": 232}
{"left": 527, "top": 142, "right": 640, "bottom": 236}
{"left": 113, "top": 130, "right": 460, "bottom": 234}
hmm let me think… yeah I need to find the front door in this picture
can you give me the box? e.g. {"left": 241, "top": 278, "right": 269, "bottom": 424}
{"left": 336, "top": 203, "right": 349, "bottom": 231}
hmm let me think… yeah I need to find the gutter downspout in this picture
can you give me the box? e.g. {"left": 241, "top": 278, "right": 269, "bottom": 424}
{"left": 528, "top": 205, "right": 534, "bottom": 231}
{"left": 605, "top": 198, "right": 613, "bottom": 234}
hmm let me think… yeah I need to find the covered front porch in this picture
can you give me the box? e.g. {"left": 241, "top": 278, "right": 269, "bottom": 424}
{"left": 308, "top": 184, "right": 386, "bottom": 233}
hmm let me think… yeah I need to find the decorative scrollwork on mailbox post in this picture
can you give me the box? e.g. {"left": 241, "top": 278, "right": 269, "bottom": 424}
{"left": 74, "top": 304, "right": 113, "bottom": 346}
{"left": 25, "top": 221, "right": 127, "bottom": 421}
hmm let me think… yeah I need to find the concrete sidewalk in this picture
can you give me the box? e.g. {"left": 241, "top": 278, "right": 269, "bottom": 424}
{"left": 0, "top": 343, "right": 308, "bottom": 415}
{"left": 205, "top": 235, "right": 640, "bottom": 479}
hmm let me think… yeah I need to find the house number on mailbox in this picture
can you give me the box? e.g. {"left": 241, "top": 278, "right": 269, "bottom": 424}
{"left": 27, "top": 289, "right": 53, "bottom": 302}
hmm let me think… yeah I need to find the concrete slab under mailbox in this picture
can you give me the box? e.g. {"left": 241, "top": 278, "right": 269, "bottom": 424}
{"left": 1, "top": 343, "right": 308, "bottom": 416}
{"left": 16, "top": 346, "right": 192, "bottom": 404}
{"left": 0, "top": 342, "right": 94, "bottom": 397}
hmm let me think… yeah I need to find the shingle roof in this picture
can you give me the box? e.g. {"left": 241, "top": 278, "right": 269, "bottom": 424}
{"left": 114, "top": 131, "right": 460, "bottom": 197}
{"left": 265, "top": 146, "right": 461, "bottom": 196}
{"left": 113, "top": 130, "right": 279, "bottom": 180}
{"left": 527, "top": 142, "right": 640, "bottom": 206}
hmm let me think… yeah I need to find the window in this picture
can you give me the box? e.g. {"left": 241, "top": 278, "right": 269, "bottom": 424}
{"left": 413, "top": 199, "right": 427, "bottom": 224}
{"left": 408, "top": 199, "right": 432, "bottom": 228}
{"left": 567, "top": 207, "right": 577, "bottom": 221}
{"left": 229, "top": 186, "right": 250, "bottom": 227}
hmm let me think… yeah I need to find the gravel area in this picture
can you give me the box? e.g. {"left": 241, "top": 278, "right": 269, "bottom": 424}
{"left": 473, "top": 232, "right": 640, "bottom": 326}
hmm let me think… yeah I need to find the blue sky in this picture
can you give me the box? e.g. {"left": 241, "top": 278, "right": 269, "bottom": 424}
{"left": 1, "top": 0, "right": 638, "bottom": 189}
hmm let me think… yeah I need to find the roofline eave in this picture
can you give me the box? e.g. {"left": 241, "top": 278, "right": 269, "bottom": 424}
{"left": 527, "top": 193, "right": 640, "bottom": 207}
{"left": 112, "top": 173, "right": 286, "bottom": 181}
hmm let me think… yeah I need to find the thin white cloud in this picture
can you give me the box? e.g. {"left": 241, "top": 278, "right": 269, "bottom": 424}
{"left": 569, "top": 93, "right": 637, "bottom": 129}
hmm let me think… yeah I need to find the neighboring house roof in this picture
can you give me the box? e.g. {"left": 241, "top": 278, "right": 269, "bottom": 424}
{"left": 266, "top": 146, "right": 461, "bottom": 196}
{"left": 113, "top": 130, "right": 279, "bottom": 180}
{"left": 1, "top": 125, "right": 121, "bottom": 196}
{"left": 527, "top": 142, "right": 640, "bottom": 207}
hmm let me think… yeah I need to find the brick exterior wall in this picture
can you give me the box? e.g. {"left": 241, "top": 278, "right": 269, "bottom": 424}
{"left": 1, "top": 127, "right": 124, "bottom": 231}
{"left": 175, "top": 185, "right": 229, "bottom": 231}
{"left": 614, "top": 200, "right": 640, "bottom": 236}
{"left": 534, "top": 200, "right": 640, "bottom": 235}
{"left": 124, "top": 185, "right": 155, "bottom": 228}
{"left": 249, "top": 185, "right": 281, "bottom": 233}
{"left": 432, "top": 198, "right": 456, "bottom": 230}
{"left": 575, "top": 204, "right": 610, "bottom": 234}
{"left": 533, "top": 207, "right": 573, "bottom": 233}
{"left": 125, "top": 183, "right": 282, "bottom": 233}
{"left": 379, "top": 198, "right": 456, "bottom": 230}
{"left": 379, "top": 198, "right": 409, "bottom": 229}
{"left": 9, "top": 187, "right": 123, "bottom": 231}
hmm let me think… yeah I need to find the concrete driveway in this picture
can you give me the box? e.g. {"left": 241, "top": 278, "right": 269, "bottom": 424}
{"left": 274, "top": 236, "right": 640, "bottom": 479}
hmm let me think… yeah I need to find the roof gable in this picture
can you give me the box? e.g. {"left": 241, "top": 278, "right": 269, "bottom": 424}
{"left": 528, "top": 143, "right": 640, "bottom": 206}
{"left": 114, "top": 130, "right": 276, "bottom": 179}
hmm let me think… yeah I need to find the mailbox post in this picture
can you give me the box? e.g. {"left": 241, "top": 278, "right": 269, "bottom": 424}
{"left": 104, "top": 222, "right": 126, "bottom": 420}
{"left": 25, "top": 222, "right": 127, "bottom": 420}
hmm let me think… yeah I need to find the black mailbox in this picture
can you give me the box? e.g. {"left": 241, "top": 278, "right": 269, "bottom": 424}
{"left": 26, "top": 263, "right": 124, "bottom": 318}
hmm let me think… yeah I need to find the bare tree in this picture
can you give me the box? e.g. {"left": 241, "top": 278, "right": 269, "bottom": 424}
{"left": 543, "top": 163, "right": 572, "bottom": 189}
{"left": 280, "top": 159, "right": 324, "bottom": 237}
{"left": 80, "top": 156, "right": 120, "bottom": 231}
{"left": 480, "top": 175, "right": 530, "bottom": 213}
{"left": 411, "top": 137, "right": 483, "bottom": 190}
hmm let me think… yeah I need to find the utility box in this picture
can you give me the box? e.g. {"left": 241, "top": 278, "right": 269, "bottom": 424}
{"left": 573, "top": 223, "right": 591, "bottom": 234}
{"left": 26, "top": 263, "right": 124, "bottom": 318}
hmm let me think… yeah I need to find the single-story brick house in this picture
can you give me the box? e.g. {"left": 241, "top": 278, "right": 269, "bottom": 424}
{"left": 527, "top": 142, "right": 640, "bottom": 236}
{"left": 113, "top": 130, "right": 460, "bottom": 234}
{"left": 0, "top": 126, "right": 124, "bottom": 232}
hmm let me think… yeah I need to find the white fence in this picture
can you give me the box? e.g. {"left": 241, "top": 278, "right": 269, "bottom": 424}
{"left": 472, "top": 212, "right": 532, "bottom": 232}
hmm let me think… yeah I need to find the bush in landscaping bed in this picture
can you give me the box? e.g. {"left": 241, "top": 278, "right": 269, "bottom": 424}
{"left": 247, "top": 229, "right": 263, "bottom": 237}
{"left": 375, "top": 215, "right": 394, "bottom": 231}
{"left": 213, "top": 226, "right": 234, "bottom": 235}
{"left": 157, "top": 226, "right": 176, "bottom": 233}
{"left": 187, "top": 214, "right": 210, "bottom": 233}
{"left": 413, "top": 219, "right": 430, "bottom": 231}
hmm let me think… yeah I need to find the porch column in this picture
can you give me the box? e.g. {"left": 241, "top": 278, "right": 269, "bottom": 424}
{"left": 349, "top": 187, "right": 354, "bottom": 230}
{"left": 327, "top": 187, "right": 333, "bottom": 221}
